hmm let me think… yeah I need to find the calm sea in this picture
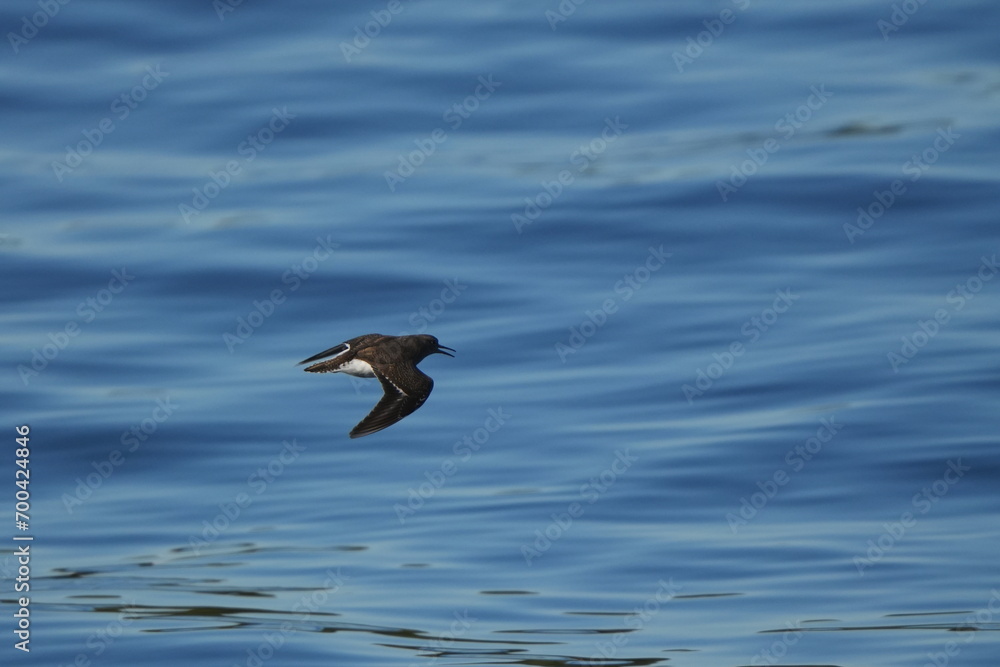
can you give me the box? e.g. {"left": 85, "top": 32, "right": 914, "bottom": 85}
{"left": 2, "top": 1, "right": 999, "bottom": 665}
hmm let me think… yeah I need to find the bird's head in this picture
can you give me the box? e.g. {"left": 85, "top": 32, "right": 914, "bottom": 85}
{"left": 416, "top": 335, "right": 455, "bottom": 359}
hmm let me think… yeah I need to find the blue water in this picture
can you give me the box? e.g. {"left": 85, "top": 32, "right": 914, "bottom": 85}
{"left": 2, "top": 1, "right": 999, "bottom": 665}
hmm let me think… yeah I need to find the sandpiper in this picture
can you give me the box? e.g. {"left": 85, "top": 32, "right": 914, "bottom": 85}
{"left": 299, "top": 334, "right": 455, "bottom": 438}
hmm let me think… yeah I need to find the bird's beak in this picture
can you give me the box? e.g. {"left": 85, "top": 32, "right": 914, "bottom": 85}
{"left": 436, "top": 345, "right": 456, "bottom": 357}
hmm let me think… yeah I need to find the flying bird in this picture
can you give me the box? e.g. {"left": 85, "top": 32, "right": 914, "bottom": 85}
{"left": 299, "top": 333, "right": 454, "bottom": 438}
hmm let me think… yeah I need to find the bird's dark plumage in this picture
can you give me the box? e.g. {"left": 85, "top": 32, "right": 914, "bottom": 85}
{"left": 299, "top": 334, "right": 454, "bottom": 438}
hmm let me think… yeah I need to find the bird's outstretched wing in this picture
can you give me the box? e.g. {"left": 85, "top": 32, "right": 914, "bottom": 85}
{"left": 350, "top": 365, "right": 433, "bottom": 438}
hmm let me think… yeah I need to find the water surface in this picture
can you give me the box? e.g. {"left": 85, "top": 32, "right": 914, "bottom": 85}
{"left": 2, "top": 1, "right": 999, "bottom": 665}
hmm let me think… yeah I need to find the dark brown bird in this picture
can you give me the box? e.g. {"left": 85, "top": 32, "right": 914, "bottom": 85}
{"left": 299, "top": 334, "right": 454, "bottom": 438}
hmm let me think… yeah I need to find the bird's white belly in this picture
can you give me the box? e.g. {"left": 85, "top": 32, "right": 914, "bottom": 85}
{"left": 337, "top": 358, "right": 376, "bottom": 377}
